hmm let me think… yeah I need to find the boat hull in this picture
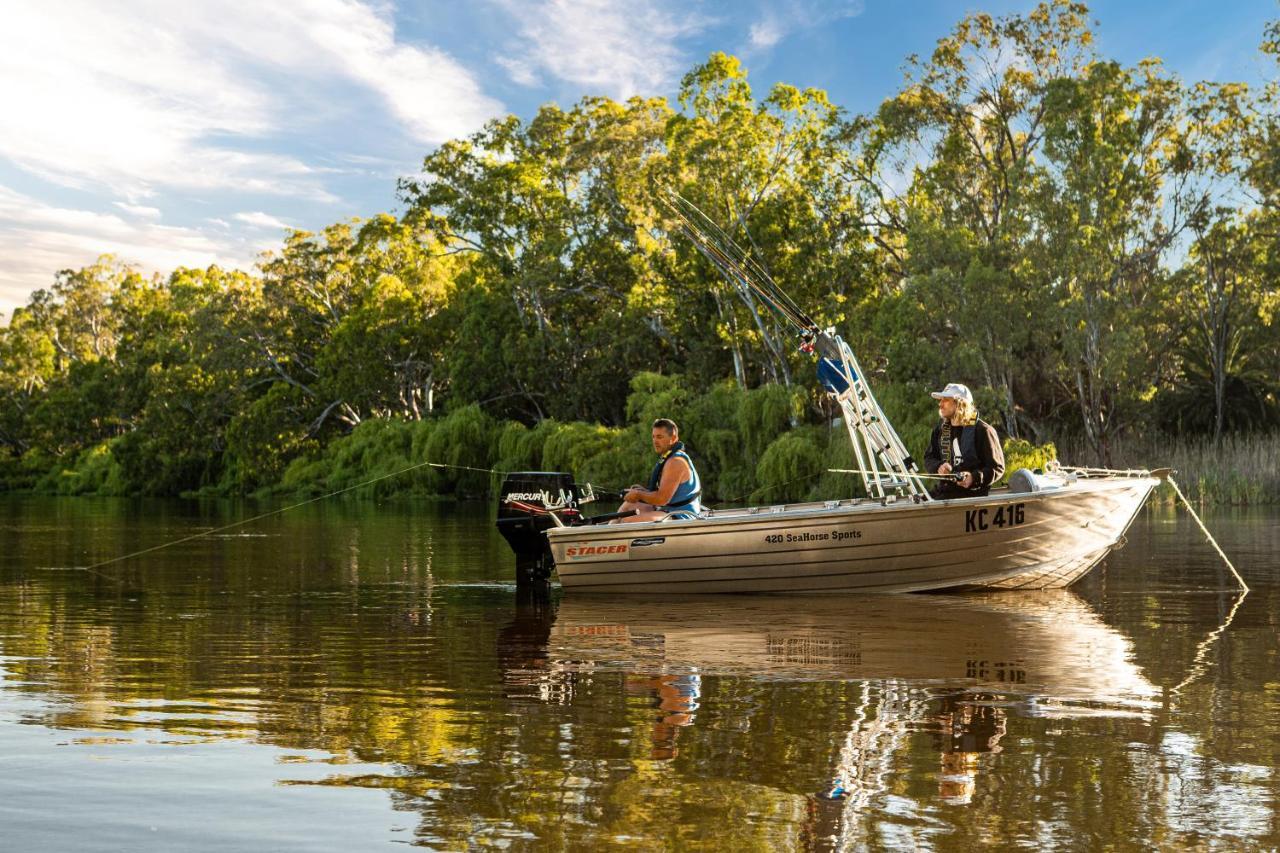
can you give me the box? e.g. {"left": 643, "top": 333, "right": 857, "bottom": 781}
{"left": 547, "top": 478, "right": 1156, "bottom": 594}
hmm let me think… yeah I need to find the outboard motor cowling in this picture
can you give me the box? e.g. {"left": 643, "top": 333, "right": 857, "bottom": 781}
{"left": 496, "top": 472, "right": 581, "bottom": 587}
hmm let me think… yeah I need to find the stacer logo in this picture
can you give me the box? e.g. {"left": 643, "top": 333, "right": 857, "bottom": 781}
{"left": 565, "top": 542, "right": 629, "bottom": 560}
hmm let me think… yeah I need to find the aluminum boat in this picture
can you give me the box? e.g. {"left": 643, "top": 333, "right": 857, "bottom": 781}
{"left": 542, "top": 473, "right": 1157, "bottom": 594}
{"left": 495, "top": 196, "right": 1163, "bottom": 593}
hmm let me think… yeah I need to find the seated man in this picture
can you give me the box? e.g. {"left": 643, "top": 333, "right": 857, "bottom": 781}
{"left": 615, "top": 418, "right": 702, "bottom": 523}
{"left": 923, "top": 383, "right": 1005, "bottom": 498}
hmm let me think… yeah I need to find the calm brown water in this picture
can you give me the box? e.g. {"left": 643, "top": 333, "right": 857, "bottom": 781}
{"left": 0, "top": 497, "right": 1276, "bottom": 851}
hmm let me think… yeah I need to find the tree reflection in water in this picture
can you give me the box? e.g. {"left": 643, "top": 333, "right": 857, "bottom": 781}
{"left": 0, "top": 499, "right": 1275, "bottom": 850}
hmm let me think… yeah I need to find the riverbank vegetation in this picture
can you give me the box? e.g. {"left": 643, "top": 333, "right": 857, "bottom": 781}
{"left": 2, "top": 2, "right": 1278, "bottom": 504}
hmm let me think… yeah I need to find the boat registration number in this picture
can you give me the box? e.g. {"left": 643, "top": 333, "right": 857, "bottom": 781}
{"left": 966, "top": 503, "right": 1025, "bottom": 532}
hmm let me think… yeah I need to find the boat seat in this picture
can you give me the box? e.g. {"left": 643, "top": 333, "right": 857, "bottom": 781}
{"left": 658, "top": 509, "right": 704, "bottom": 522}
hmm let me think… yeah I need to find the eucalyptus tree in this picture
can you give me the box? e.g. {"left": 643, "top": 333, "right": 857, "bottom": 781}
{"left": 29, "top": 255, "right": 141, "bottom": 370}
{"left": 400, "top": 96, "right": 673, "bottom": 424}
{"left": 837, "top": 1, "right": 1096, "bottom": 440}
{"left": 316, "top": 214, "right": 458, "bottom": 421}
{"left": 1038, "top": 57, "right": 1209, "bottom": 460}
{"left": 246, "top": 223, "right": 369, "bottom": 435}
{"left": 221, "top": 214, "right": 465, "bottom": 485}
{"left": 0, "top": 307, "right": 56, "bottom": 456}
{"left": 2, "top": 257, "right": 147, "bottom": 461}
{"left": 115, "top": 265, "right": 266, "bottom": 492}
{"left": 660, "top": 52, "right": 848, "bottom": 392}
{"left": 1173, "top": 212, "right": 1277, "bottom": 441}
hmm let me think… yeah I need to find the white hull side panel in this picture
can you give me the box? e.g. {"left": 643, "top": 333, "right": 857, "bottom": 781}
{"left": 548, "top": 479, "right": 1156, "bottom": 594}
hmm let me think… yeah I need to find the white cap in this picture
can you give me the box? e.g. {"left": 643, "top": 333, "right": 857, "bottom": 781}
{"left": 930, "top": 382, "right": 973, "bottom": 403}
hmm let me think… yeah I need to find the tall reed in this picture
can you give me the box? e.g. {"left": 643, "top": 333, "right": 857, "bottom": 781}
{"left": 1057, "top": 434, "right": 1280, "bottom": 505}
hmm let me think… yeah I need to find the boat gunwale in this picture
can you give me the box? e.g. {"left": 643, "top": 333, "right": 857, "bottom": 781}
{"left": 547, "top": 476, "right": 1159, "bottom": 542}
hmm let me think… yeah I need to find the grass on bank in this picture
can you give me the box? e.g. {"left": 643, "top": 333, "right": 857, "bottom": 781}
{"left": 1058, "top": 434, "right": 1280, "bottom": 505}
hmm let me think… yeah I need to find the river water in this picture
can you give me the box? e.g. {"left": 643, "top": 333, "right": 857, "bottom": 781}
{"left": 0, "top": 497, "right": 1275, "bottom": 851}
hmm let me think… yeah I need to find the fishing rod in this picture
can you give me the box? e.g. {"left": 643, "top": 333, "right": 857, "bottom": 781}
{"left": 827, "top": 468, "right": 966, "bottom": 483}
{"left": 660, "top": 193, "right": 818, "bottom": 334}
{"left": 670, "top": 192, "right": 818, "bottom": 329}
{"left": 661, "top": 191, "right": 930, "bottom": 499}
{"left": 664, "top": 197, "right": 814, "bottom": 332}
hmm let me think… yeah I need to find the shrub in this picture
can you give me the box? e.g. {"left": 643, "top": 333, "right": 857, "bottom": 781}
{"left": 624, "top": 371, "right": 686, "bottom": 425}
{"left": 493, "top": 418, "right": 561, "bottom": 473}
{"left": 754, "top": 428, "right": 825, "bottom": 504}
{"left": 33, "top": 439, "right": 129, "bottom": 496}
{"left": 738, "top": 383, "right": 804, "bottom": 462}
{"left": 420, "top": 405, "right": 498, "bottom": 497}
{"left": 1002, "top": 438, "right": 1059, "bottom": 484}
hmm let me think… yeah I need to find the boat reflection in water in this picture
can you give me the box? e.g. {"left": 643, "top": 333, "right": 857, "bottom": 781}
{"left": 545, "top": 590, "right": 1156, "bottom": 701}
{"left": 508, "top": 590, "right": 1157, "bottom": 850}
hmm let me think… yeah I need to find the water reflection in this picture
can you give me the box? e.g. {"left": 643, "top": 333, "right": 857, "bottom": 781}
{"left": 537, "top": 591, "right": 1157, "bottom": 850}
{"left": 545, "top": 591, "right": 1157, "bottom": 705}
{"left": 1, "top": 499, "right": 1277, "bottom": 850}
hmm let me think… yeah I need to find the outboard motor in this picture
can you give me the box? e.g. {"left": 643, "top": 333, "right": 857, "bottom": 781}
{"left": 496, "top": 472, "right": 582, "bottom": 588}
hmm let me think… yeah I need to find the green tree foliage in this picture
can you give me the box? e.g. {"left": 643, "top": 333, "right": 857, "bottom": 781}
{"left": 2, "top": 0, "right": 1278, "bottom": 501}
{"left": 754, "top": 428, "right": 826, "bottom": 503}
{"left": 399, "top": 97, "right": 675, "bottom": 424}
{"left": 842, "top": 2, "right": 1094, "bottom": 440}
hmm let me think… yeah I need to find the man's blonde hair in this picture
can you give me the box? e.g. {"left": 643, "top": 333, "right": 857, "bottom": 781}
{"left": 954, "top": 399, "right": 978, "bottom": 426}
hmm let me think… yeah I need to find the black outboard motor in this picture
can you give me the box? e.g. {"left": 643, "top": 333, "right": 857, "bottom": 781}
{"left": 496, "top": 472, "right": 582, "bottom": 588}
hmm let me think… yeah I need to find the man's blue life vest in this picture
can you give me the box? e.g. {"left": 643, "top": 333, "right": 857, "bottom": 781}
{"left": 647, "top": 441, "right": 702, "bottom": 513}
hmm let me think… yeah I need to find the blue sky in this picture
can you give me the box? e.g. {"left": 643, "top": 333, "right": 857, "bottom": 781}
{"left": 0, "top": 0, "right": 1276, "bottom": 320}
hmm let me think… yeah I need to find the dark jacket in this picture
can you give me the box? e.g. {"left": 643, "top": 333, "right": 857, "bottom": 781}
{"left": 924, "top": 418, "right": 1005, "bottom": 497}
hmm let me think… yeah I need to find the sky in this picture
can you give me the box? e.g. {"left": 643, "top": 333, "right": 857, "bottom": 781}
{"left": 1, "top": 0, "right": 1276, "bottom": 322}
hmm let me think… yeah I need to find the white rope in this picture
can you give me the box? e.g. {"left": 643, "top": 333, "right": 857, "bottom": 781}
{"left": 1164, "top": 474, "right": 1249, "bottom": 695}
{"left": 1170, "top": 589, "right": 1248, "bottom": 695}
{"left": 1167, "top": 476, "right": 1249, "bottom": 592}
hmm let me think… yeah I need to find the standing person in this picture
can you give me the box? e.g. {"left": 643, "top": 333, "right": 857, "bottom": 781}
{"left": 923, "top": 383, "right": 1005, "bottom": 498}
{"left": 615, "top": 418, "right": 702, "bottom": 522}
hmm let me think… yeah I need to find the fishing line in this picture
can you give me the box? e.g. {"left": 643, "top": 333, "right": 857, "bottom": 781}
{"left": 37, "top": 458, "right": 640, "bottom": 584}
{"left": 713, "top": 468, "right": 826, "bottom": 508}
{"left": 41, "top": 460, "right": 472, "bottom": 582}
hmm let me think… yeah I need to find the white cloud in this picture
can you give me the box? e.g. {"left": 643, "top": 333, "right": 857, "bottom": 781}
{"left": 744, "top": 0, "right": 864, "bottom": 54}
{"left": 497, "top": 56, "right": 542, "bottom": 88}
{"left": 0, "top": 1, "right": 501, "bottom": 199}
{"left": 749, "top": 19, "right": 786, "bottom": 50}
{"left": 113, "top": 203, "right": 162, "bottom": 220}
{"left": 494, "top": 0, "right": 714, "bottom": 99}
{"left": 0, "top": 185, "right": 258, "bottom": 319}
{"left": 234, "top": 211, "right": 295, "bottom": 230}
{"left": 298, "top": 1, "right": 505, "bottom": 143}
